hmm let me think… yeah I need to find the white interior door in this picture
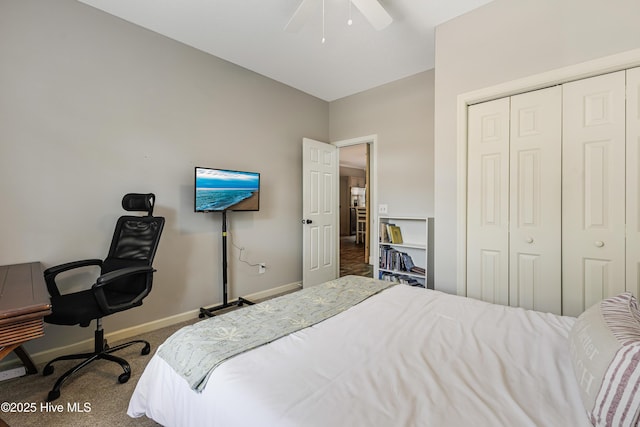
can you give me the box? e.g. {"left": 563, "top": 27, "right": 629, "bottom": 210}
{"left": 509, "top": 86, "right": 562, "bottom": 314}
{"left": 302, "top": 138, "right": 338, "bottom": 287}
{"left": 562, "top": 71, "right": 626, "bottom": 316}
{"left": 466, "top": 97, "right": 510, "bottom": 305}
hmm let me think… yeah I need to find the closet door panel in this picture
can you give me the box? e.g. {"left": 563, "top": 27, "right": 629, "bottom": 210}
{"left": 627, "top": 67, "right": 640, "bottom": 298}
{"left": 562, "top": 71, "right": 626, "bottom": 317}
{"left": 467, "top": 98, "right": 510, "bottom": 305}
{"left": 509, "top": 86, "right": 562, "bottom": 314}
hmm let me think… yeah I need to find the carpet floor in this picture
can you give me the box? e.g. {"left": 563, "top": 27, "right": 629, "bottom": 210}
{"left": 0, "top": 243, "right": 372, "bottom": 427}
{"left": 0, "top": 318, "right": 196, "bottom": 427}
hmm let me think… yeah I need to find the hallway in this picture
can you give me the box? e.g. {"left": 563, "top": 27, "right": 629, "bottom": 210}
{"left": 340, "top": 235, "right": 373, "bottom": 278}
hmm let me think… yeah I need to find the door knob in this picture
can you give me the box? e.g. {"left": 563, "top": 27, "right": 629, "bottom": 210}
{"left": 302, "top": 219, "right": 312, "bottom": 224}
{"left": 595, "top": 241, "right": 604, "bottom": 247}
{"left": 525, "top": 237, "right": 534, "bottom": 244}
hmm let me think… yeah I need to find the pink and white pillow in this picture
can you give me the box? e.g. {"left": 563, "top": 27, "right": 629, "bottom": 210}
{"left": 569, "top": 292, "right": 640, "bottom": 427}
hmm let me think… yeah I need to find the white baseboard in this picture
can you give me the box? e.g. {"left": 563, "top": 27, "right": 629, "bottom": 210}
{"left": 243, "top": 281, "right": 302, "bottom": 302}
{"left": 4, "top": 281, "right": 302, "bottom": 369}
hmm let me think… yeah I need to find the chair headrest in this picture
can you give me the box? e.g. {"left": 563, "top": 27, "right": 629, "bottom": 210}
{"left": 122, "top": 193, "right": 155, "bottom": 216}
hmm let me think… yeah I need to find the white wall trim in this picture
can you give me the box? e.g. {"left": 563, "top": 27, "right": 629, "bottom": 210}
{"left": 243, "top": 281, "right": 302, "bottom": 301}
{"left": 2, "top": 281, "right": 302, "bottom": 369}
{"left": 456, "top": 47, "right": 640, "bottom": 297}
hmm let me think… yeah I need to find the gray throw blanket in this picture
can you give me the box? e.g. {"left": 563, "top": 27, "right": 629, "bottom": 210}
{"left": 158, "top": 275, "right": 394, "bottom": 392}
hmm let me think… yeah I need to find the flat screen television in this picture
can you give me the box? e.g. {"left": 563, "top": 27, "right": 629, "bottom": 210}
{"left": 195, "top": 167, "right": 260, "bottom": 212}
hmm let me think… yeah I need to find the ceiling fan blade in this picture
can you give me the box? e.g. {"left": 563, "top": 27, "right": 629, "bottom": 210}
{"left": 284, "top": 0, "right": 320, "bottom": 33}
{"left": 351, "top": 0, "right": 392, "bottom": 30}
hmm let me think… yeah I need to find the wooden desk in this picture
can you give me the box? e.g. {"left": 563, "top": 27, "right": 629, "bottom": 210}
{"left": 0, "top": 262, "right": 51, "bottom": 374}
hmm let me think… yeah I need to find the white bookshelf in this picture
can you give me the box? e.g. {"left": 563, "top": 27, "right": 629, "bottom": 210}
{"left": 376, "top": 216, "right": 434, "bottom": 289}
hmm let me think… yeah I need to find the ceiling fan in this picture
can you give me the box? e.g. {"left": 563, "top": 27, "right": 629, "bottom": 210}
{"left": 284, "top": 0, "right": 393, "bottom": 32}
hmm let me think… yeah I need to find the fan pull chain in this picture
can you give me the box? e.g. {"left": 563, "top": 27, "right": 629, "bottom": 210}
{"left": 321, "top": 0, "right": 326, "bottom": 43}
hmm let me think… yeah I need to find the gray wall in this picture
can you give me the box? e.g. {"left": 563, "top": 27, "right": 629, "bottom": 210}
{"left": 0, "top": 0, "right": 328, "bottom": 353}
{"left": 434, "top": 0, "right": 640, "bottom": 294}
{"left": 330, "top": 70, "right": 434, "bottom": 219}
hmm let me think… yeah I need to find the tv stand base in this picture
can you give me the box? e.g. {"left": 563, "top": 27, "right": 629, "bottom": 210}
{"left": 199, "top": 297, "right": 255, "bottom": 318}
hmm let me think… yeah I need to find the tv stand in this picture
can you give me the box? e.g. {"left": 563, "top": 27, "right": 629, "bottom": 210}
{"left": 199, "top": 210, "right": 254, "bottom": 318}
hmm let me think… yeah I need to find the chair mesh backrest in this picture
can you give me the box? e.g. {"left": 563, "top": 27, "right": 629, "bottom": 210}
{"left": 110, "top": 217, "right": 162, "bottom": 262}
{"left": 102, "top": 215, "right": 165, "bottom": 294}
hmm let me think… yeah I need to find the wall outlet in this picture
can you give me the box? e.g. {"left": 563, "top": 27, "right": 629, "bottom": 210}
{"left": 258, "top": 263, "right": 266, "bottom": 274}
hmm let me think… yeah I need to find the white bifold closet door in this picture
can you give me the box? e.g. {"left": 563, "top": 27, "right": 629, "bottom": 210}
{"left": 468, "top": 67, "right": 640, "bottom": 316}
{"left": 562, "top": 71, "right": 626, "bottom": 317}
{"left": 509, "top": 87, "right": 562, "bottom": 314}
{"left": 627, "top": 67, "right": 640, "bottom": 300}
{"left": 467, "top": 86, "right": 562, "bottom": 313}
{"left": 467, "top": 97, "right": 510, "bottom": 306}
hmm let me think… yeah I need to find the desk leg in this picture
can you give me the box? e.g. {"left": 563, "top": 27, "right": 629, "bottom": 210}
{"left": 13, "top": 345, "right": 37, "bottom": 375}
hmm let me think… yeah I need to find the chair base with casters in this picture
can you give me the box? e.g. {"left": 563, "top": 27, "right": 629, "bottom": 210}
{"left": 43, "top": 318, "right": 150, "bottom": 402}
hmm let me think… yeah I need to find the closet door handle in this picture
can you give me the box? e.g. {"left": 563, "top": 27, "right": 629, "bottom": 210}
{"left": 594, "top": 241, "right": 604, "bottom": 248}
{"left": 525, "top": 237, "right": 534, "bottom": 244}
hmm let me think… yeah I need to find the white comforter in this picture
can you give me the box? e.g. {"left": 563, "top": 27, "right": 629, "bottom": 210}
{"left": 128, "top": 284, "right": 590, "bottom": 426}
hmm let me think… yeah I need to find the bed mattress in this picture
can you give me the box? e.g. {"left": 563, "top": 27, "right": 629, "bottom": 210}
{"left": 128, "top": 283, "right": 590, "bottom": 426}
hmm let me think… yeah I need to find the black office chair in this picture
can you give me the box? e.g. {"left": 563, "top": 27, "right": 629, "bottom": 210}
{"left": 42, "top": 193, "right": 164, "bottom": 402}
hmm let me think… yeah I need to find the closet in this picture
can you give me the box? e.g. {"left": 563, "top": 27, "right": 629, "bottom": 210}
{"left": 466, "top": 68, "right": 640, "bottom": 316}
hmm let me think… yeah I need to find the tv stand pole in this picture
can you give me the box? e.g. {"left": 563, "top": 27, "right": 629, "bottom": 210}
{"left": 199, "top": 210, "right": 254, "bottom": 318}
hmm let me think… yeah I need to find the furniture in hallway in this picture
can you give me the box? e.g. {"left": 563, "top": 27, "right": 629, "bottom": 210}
{"left": 355, "top": 207, "right": 367, "bottom": 244}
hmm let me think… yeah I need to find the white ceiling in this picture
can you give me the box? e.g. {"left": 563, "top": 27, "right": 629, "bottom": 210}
{"left": 77, "top": 0, "right": 493, "bottom": 102}
{"left": 339, "top": 143, "right": 367, "bottom": 170}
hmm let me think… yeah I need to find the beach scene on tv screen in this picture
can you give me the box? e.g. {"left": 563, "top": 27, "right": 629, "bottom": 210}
{"left": 196, "top": 168, "right": 259, "bottom": 211}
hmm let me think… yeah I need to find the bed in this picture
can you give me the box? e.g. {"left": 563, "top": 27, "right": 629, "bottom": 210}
{"left": 127, "top": 275, "right": 640, "bottom": 427}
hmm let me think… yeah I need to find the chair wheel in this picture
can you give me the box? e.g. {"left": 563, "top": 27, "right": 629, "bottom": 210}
{"left": 118, "top": 372, "right": 130, "bottom": 383}
{"left": 47, "top": 390, "right": 60, "bottom": 402}
{"left": 141, "top": 343, "right": 151, "bottom": 355}
{"left": 43, "top": 365, "right": 54, "bottom": 376}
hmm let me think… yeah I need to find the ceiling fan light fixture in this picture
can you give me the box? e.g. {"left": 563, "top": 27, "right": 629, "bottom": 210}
{"left": 284, "top": 0, "right": 392, "bottom": 35}
{"left": 351, "top": 0, "right": 392, "bottom": 30}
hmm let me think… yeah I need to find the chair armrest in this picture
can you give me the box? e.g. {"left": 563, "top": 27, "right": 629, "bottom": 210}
{"left": 44, "top": 259, "right": 103, "bottom": 297}
{"left": 92, "top": 266, "right": 156, "bottom": 314}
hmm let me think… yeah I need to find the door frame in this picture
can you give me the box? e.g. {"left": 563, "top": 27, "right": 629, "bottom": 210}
{"left": 455, "top": 48, "right": 640, "bottom": 297}
{"left": 334, "top": 135, "right": 378, "bottom": 266}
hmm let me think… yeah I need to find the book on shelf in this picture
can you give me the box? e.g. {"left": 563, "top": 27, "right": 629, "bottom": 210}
{"left": 379, "top": 246, "right": 424, "bottom": 276}
{"left": 379, "top": 222, "right": 392, "bottom": 243}
{"left": 403, "top": 253, "right": 415, "bottom": 271}
{"left": 378, "top": 271, "right": 424, "bottom": 288}
{"left": 387, "top": 225, "right": 403, "bottom": 244}
{"left": 410, "top": 266, "right": 425, "bottom": 275}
